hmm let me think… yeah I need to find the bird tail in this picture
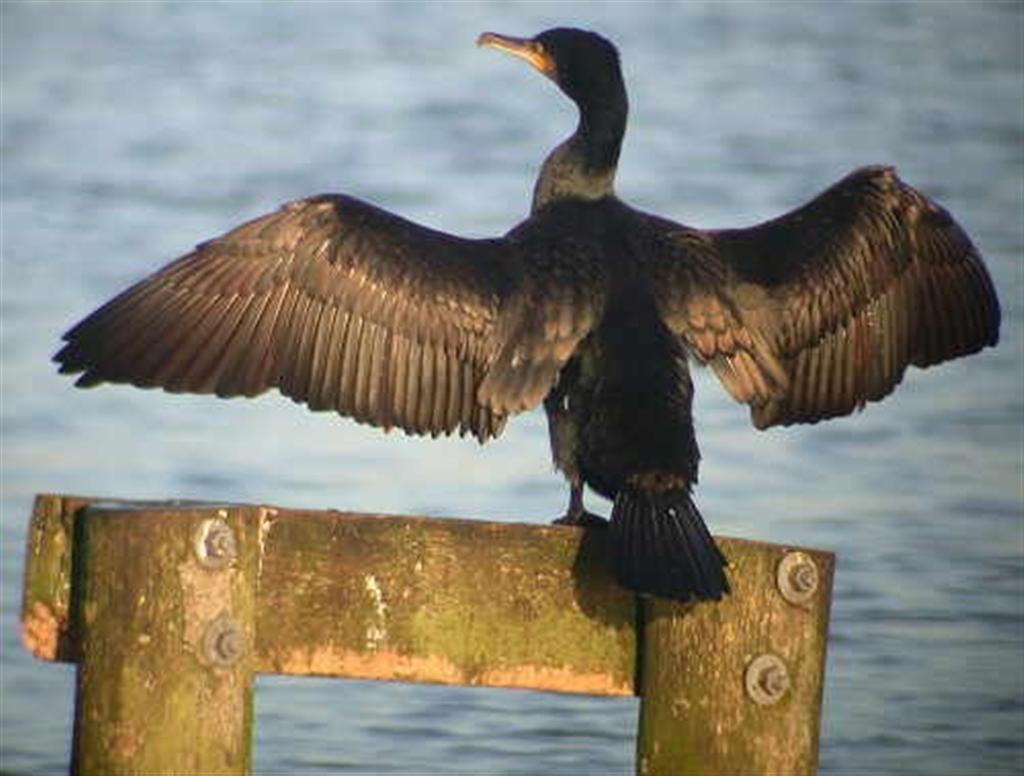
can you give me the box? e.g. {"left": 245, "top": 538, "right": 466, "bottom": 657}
{"left": 610, "top": 485, "right": 730, "bottom": 602}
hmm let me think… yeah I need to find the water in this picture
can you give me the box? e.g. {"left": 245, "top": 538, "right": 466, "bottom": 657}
{"left": 2, "top": 2, "right": 1021, "bottom": 774}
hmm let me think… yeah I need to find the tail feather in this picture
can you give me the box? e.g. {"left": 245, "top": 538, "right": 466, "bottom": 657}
{"left": 610, "top": 486, "right": 729, "bottom": 601}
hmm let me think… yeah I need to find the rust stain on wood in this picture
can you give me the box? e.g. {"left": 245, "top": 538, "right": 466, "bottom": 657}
{"left": 267, "top": 645, "right": 631, "bottom": 696}
{"left": 21, "top": 601, "right": 61, "bottom": 661}
{"left": 479, "top": 664, "right": 632, "bottom": 696}
{"left": 272, "top": 645, "right": 465, "bottom": 684}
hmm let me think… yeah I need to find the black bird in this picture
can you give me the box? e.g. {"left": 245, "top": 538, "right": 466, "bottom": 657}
{"left": 55, "top": 28, "right": 1001, "bottom": 602}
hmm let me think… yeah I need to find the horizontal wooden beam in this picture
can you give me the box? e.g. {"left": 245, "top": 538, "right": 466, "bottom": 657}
{"left": 22, "top": 493, "right": 832, "bottom": 696}
{"left": 23, "top": 494, "right": 640, "bottom": 695}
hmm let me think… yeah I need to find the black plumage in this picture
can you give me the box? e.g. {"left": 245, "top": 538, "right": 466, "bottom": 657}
{"left": 55, "top": 28, "right": 1001, "bottom": 602}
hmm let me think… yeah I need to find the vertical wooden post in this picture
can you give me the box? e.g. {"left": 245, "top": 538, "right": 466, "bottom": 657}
{"left": 70, "top": 503, "right": 257, "bottom": 775}
{"left": 636, "top": 543, "right": 834, "bottom": 775}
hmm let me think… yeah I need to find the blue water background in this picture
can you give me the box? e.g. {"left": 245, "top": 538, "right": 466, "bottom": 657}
{"left": 2, "top": 2, "right": 1022, "bottom": 774}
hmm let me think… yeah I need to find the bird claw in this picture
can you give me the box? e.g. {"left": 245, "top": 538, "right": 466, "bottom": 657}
{"left": 553, "top": 510, "right": 608, "bottom": 528}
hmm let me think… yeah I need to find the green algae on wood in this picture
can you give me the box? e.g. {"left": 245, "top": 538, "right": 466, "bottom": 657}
{"left": 636, "top": 540, "right": 835, "bottom": 776}
{"left": 69, "top": 503, "right": 258, "bottom": 775}
{"left": 253, "top": 507, "right": 638, "bottom": 695}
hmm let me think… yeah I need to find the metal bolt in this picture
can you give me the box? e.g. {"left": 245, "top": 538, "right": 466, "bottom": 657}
{"left": 194, "top": 516, "right": 237, "bottom": 569}
{"left": 776, "top": 551, "right": 819, "bottom": 606}
{"left": 202, "top": 614, "right": 244, "bottom": 667}
{"left": 745, "top": 653, "right": 790, "bottom": 706}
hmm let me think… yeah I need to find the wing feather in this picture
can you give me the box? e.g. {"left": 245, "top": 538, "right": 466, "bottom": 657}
{"left": 57, "top": 193, "right": 615, "bottom": 441}
{"left": 308, "top": 304, "right": 341, "bottom": 411}
{"left": 57, "top": 195, "right": 519, "bottom": 439}
{"left": 388, "top": 334, "right": 409, "bottom": 431}
{"left": 651, "top": 166, "right": 999, "bottom": 428}
{"left": 58, "top": 190, "right": 621, "bottom": 445}
{"left": 210, "top": 292, "right": 270, "bottom": 397}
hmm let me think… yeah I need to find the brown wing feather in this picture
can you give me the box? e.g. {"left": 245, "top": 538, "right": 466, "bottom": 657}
{"left": 477, "top": 212, "right": 608, "bottom": 414}
{"left": 56, "top": 194, "right": 517, "bottom": 441}
{"left": 655, "top": 166, "right": 1000, "bottom": 428}
{"left": 651, "top": 227, "right": 790, "bottom": 409}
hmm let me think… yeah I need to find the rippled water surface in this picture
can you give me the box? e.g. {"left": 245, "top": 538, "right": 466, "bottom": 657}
{"left": 2, "top": 2, "right": 1022, "bottom": 774}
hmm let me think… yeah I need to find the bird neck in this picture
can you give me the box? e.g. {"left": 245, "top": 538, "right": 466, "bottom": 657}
{"left": 532, "top": 95, "right": 627, "bottom": 213}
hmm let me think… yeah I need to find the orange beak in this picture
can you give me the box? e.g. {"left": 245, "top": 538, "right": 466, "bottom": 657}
{"left": 477, "top": 32, "right": 557, "bottom": 79}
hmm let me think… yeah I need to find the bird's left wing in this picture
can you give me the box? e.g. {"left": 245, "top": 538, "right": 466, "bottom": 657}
{"left": 650, "top": 166, "right": 1000, "bottom": 429}
{"left": 56, "top": 194, "right": 529, "bottom": 440}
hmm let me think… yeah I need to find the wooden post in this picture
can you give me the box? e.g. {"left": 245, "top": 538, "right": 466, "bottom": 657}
{"left": 69, "top": 502, "right": 258, "bottom": 775}
{"left": 21, "top": 494, "right": 834, "bottom": 775}
{"left": 637, "top": 542, "right": 834, "bottom": 775}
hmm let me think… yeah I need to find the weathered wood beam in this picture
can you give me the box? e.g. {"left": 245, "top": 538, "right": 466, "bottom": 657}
{"left": 253, "top": 499, "right": 639, "bottom": 695}
{"left": 23, "top": 494, "right": 638, "bottom": 695}
{"left": 22, "top": 493, "right": 835, "bottom": 776}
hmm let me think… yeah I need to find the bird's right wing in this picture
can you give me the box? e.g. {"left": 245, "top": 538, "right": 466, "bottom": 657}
{"left": 56, "top": 194, "right": 541, "bottom": 441}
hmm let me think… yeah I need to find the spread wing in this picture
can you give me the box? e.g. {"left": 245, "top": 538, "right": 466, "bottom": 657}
{"left": 56, "top": 194, "right": 601, "bottom": 441}
{"left": 652, "top": 166, "right": 1001, "bottom": 429}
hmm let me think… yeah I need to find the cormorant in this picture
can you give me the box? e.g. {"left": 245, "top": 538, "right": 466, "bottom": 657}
{"left": 55, "top": 28, "right": 1001, "bottom": 602}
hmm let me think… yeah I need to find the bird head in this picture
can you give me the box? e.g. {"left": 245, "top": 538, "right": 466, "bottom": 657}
{"left": 478, "top": 27, "right": 624, "bottom": 111}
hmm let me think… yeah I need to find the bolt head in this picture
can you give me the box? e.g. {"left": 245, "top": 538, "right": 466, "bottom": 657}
{"left": 194, "top": 518, "right": 237, "bottom": 569}
{"left": 776, "top": 551, "right": 819, "bottom": 606}
{"left": 202, "top": 614, "right": 244, "bottom": 667}
{"left": 745, "top": 653, "right": 790, "bottom": 706}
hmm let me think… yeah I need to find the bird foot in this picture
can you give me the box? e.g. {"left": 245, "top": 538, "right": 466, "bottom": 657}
{"left": 552, "top": 510, "right": 608, "bottom": 528}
